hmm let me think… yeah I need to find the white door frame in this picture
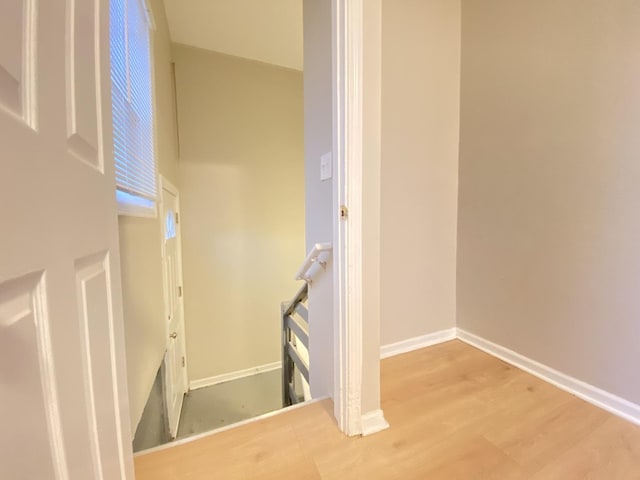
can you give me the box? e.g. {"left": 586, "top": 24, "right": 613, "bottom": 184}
{"left": 332, "top": 0, "right": 367, "bottom": 436}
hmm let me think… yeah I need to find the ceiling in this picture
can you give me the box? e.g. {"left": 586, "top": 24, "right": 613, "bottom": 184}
{"left": 163, "top": 0, "right": 303, "bottom": 71}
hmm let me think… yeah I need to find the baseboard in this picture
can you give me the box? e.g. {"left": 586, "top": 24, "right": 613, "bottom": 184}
{"left": 189, "top": 361, "right": 281, "bottom": 391}
{"left": 380, "top": 328, "right": 456, "bottom": 359}
{"left": 360, "top": 409, "right": 390, "bottom": 436}
{"left": 456, "top": 328, "right": 640, "bottom": 427}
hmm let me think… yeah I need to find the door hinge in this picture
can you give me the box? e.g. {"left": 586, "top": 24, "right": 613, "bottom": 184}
{"left": 178, "top": 286, "right": 183, "bottom": 297}
{"left": 182, "top": 356, "right": 185, "bottom": 367}
{"left": 340, "top": 205, "right": 348, "bottom": 220}
{"left": 175, "top": 212, "right": 180, "bottom": 224}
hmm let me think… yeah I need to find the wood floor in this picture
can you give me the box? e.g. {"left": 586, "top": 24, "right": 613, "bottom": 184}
{"left": 134, "top": 340, "right": 640, "bottom": 479}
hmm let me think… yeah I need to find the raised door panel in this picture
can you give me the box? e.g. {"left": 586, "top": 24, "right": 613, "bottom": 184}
{"left": 176, "top": 319, "right": 188, "bottom": 395}
{"left": 75, "top": 253, "right": 124, "bottom": 479}
{"left": 0, "top": 272, "right": 67, "bottom": 480}
{"left": 0, "top": 0, "right": 36, "bottom": 126}
{"left": 164, "top": 339, "right": 181, "bottom": 438}
{"left": 168, "top": 250, "right": 177, "bottom": 319}
{"left": 66, "top": 0, "right": 102, "bottom": 170}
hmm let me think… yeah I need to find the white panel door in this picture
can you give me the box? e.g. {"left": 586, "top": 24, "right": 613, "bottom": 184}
{"left": 0, "top": 1, "right": 134, "bottom": 479}
{"left": 160, "top": 178, "right": 188, "bottom": 439}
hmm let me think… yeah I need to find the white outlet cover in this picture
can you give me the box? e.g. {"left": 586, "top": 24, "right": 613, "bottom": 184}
{"left": 320, "top": 152, "right": 332, "bottom": 181}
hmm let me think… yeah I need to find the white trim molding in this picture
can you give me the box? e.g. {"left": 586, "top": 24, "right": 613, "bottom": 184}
{"left": 332, "top": 0, "right": 366, "bottom": 436}
{"left": 189, "top": 361, "right": 282, "bottom": 391}
{"left": 360, "top": 409, "right": 390, "bottom": 436}
{"left": 380, "top": 328, "right": 457, "bottom": 359}
{"left": 457, "top": 329, "right": 640, "bottom": 427}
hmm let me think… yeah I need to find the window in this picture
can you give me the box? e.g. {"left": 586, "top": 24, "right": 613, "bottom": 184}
{"left": 110, "top": 0, "right": 156, "bottom": 216}
{"left": 165, "top": 209, "right": 176, "bottom": 240}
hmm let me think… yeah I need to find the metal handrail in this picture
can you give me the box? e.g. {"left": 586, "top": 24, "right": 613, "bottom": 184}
{"left": 281, "top": 282, "right": 309, "bottom": 407}
{"left": 282, "top": 244, "right": 331, "bottom": 406}
{"left": 283, "top": 283, "right": 309, "bottom": 317}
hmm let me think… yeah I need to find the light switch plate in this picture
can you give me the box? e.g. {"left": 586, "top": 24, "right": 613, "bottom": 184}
{"left": 320, "top": 152, "right": 332, "bottom": 181}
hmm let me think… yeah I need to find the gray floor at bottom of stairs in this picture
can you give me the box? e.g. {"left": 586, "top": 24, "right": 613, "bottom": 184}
{"left": 133, "top": 368, "right": 283, "bottom": 452}
{"left": 177, "top": 368, "right": 283, "bottom": 439}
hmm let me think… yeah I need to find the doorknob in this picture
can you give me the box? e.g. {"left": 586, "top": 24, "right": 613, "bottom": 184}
{"left": 169, "top": 332, "right": 177, "bottom": 339}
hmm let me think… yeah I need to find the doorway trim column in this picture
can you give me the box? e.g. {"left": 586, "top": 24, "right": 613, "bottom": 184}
{"left": 332, "top": 0, "right": 367, "bottom": 436}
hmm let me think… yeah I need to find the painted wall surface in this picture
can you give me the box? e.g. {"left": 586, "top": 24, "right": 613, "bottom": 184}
{"left": 458, "top": 0, "right": 640, "bottom": 404}
{"left": 303, "top": 0, "right": 335, "bottom": 400}
{"left": 380, "top": 0, "right": 461, "bottom": 345}
{"left": 119, "top": 0, "right": 181, "bottom": 432}
{"left": 172, "top": 44, "right": 305, "bottom": 382}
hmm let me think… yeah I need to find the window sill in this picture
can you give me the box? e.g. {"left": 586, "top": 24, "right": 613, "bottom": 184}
{"left": 117, "top": 190, "right": 157, "bottom": 218}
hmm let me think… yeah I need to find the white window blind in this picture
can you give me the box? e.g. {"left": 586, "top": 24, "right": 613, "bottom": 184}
{"left": 110, "top": 0, "right": 156, "bottom": 213}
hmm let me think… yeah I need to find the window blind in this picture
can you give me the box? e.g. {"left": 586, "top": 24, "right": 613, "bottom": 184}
{"left": 110, "top": 0, "right": 156, "bottom": 208}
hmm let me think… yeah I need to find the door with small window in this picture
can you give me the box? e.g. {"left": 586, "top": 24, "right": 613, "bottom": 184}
{"left": 160, "top": 177, "right": 188, "bottom": 438}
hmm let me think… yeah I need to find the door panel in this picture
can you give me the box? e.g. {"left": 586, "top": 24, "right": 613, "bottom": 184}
{"left": 75, "top": 253, "right": 123, "bottom": 479}
{"left": 161, "top": 180, "right": 188, "bottom": 438}
{"left": 0, "top": 272, "right": 64, "bottom": 479}
{"left": 66, "top": 0, "right": 101, "bottom": 168}
{"left": 0, "top": 0, "right": 134, "bottom": 478}
{"left": 0, "top": 0, "right": 36, "bottom": 124}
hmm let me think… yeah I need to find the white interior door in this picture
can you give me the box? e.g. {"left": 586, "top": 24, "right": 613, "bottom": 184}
{"left": 0, "top": 0, "right": 134, "bottom": 479}
{"left": 161, "top": 177, "right": 188, "bottom": 439}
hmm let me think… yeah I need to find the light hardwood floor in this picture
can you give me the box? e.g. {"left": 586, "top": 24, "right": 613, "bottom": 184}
{"left": 134, "top": 340, "right": 640, "bottom": 479}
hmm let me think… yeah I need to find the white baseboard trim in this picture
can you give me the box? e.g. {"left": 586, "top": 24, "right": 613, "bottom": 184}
{"left": 360, "top": 409, "right": 390, "bottom": 436}
{"left": 456, "top": 328, "right": 640, "bottom": 427}
{"left": 189, "top": 361, "right": 281, "bottom": 391}
{"left": 380, "top": 328, "right": 457, "bottom": 359}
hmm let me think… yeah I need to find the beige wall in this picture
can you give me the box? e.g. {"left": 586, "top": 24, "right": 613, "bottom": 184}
{"left": 380, "top": 0, "right": 461, "bottom": 345}
{"left": 172, "top": 44, "right": 305, "bottom": 382}
{"left": 119, "top": 0, "right": 181, "bottom": 432}
{"left": 303, "top": 0, "right": 335, "bottom": 399}
{"left": 458, "top": 0, "right": 640, "bottom": 404}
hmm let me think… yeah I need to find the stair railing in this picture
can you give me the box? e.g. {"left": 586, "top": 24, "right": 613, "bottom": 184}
{"left": 282, "top": 243, "right": 332, "bottom": 406}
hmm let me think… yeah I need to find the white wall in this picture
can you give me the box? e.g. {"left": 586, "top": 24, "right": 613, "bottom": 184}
{"left": 172, "top": 44, "right": 305, "bottom": 382}
{"left": 119, "top": 0, "right": 180, "bottom": 432}
{"left": 303, "top": 0, "right": 335, "bottom": 399}
{"left": 380, "top": 0, "right": 461, "bottom": 344}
